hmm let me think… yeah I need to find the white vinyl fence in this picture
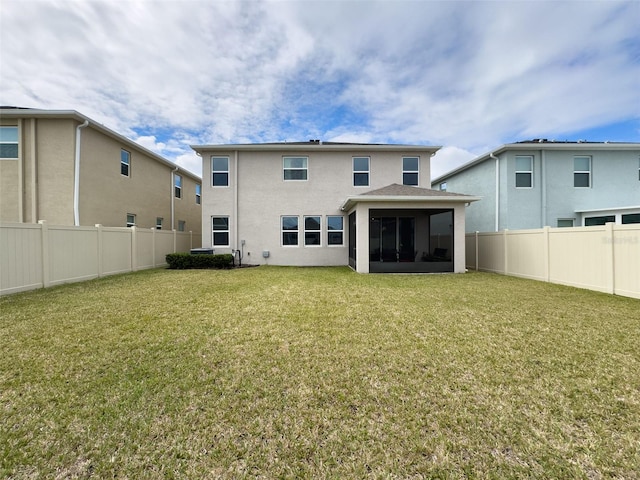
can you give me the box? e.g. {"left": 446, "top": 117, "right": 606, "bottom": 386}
{"left": 466, "top": 223, "right": 640, "bottom": 299}
{"left": 1, "top": 221, "right": 197, "bottom": 295}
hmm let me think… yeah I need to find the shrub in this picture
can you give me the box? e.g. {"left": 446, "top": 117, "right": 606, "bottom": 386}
{"left": 166, "top": 253, "right": 234, "bottom": 270}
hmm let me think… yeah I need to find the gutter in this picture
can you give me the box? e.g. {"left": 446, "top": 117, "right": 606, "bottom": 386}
{"left": 490, "top": 152, "right": 499, "bottom": 231}
{"left": 171, "top": 166, "right": 178, "bottom": 230}
{"left": 73, "top": 119, "right": 90, "bottom": 226}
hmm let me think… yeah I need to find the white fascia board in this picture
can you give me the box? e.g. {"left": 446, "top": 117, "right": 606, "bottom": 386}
{"left": 575, "top": 205, "right": 640, "bottom": 213}
{"left": 191, "top": 144, "right": 441, "bottom": 154}
{"left": 340, "top": 194, "right": 481, "bottom": 211}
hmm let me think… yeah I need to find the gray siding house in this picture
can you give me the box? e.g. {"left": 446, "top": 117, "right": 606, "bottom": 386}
{"left": 191, "top": 141, "right": 479, "bottom": 273}
{"left": 431, "top": 140, "right": 640, "bottom": 232}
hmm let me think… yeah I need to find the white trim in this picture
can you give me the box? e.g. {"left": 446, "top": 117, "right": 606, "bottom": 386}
{"left": 283, "top": 156, "right": 308, "bottom": 181}
{"left": 402, "top": 156, "right": 420, "bottom": 186}
{"left": 281, "top": 215, "right": 299, "bottom": 246}
{"left": 211, "top": 156, "right": 230, "bottom": 187}
{"left": 515, "top": 155, "right": 533, "bottom": 189}
{"left": 303, "top": 215, "right": 322, "bottom": 247}
{"left": 211, "top": 215, "right": 230, "bottom": 247}
{"left": 352, "top": 156, "right": 370, "bottom": 187}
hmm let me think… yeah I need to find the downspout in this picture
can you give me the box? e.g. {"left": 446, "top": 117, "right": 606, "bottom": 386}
{"left": 234, "top": 150, "right": 240, "bottom": 263}
{"left": 490, "top": 152, "right": 499, "bottom": 231}
{"left": 171, "top": 166, "right": 178, "bottom": 230}
{"left": 540, "top": 149, "right": 547, "bottom": 227}
{"left": 74, "top": 119, "right": 90, "bottom": 226}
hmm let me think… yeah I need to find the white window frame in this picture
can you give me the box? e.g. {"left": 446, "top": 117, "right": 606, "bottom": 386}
{"left": 573, "top": 156, "right": 591, "bottom": 188}
{"left": 174, "top": 173, "right": 182, "bottom": 198}
{"left": 212, "top": 157, "right": 229, "bottom": 187}
{"left": 327, "top": 215, "right": 344, "bottom": 246}
{"left": 352, "top": 157, "right": 370, "bottom": 187}
{"left": 156, "top": 217, "right": 163, "bottom": 230}
{"left": 281, "top": 216, "right": 299, "bottom": 246}
{"left": 557, "top": 218, "right": 574, "bottom": 228}
{"left": 212, "top": 216, "right": 229, "bottom": 246}
{"left": 283, "top": 157, "right": 308, "bottom": 181}
{"left": 121, "top": 149, "right": 130, "bottom": 177}
{"left": 126, "top": 213, "right": 136, "bottom": 227}
{"left": 515, "top": 155, "right": 533, "bottom": 188}
{"left": 304, "top": 216, "right": 322, "bottom": 247}
{"left": 439, "top": 182, "right": 447, "bottom": 191}
{"left": 195, "top": 184, "right": 201, "bottom": 205}
{"left": 402, "top": 157, "right": 420, "bottom": 186}
{"left": 0, "top": 126, "right": 18, "bottom": 159}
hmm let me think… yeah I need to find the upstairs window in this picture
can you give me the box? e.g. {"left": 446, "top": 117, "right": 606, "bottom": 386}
{"left": 195, "top": 184, "right": 201, "bottom": 205}
{"left": 574, "top": 156, "right": 591, "bottom": 188}
{"left": 304, "top": 216, "right": 321, "bottom": 246}
{"left": 439, "top": 182, "right": 447, "bottom": 191}
{"left": 327, "top": 216, "right": 344, "bottom": 246}
{"left": 282, "top": 216, "right": 299, "bottom": 245}
{"left": 126, "top": 213, "right": 136, "bottom": 227}
{"left": 353, "top": 157, "right": 370, "bottom": 186}
{"left": 402, "top": 157, "right": 419, "bottom": 186}
{"left": 212, "top": 157, "right": 229, "bottom": 187}
{"left": 212, "top": 217, "right": 229, "bottom": 246}
{"left": 283, "top": 157, "right": 308, "bottom": 181}
{"left": 174, "top": 174, "right": 182, "bottom": 198}
{"left": 0, "top": 126, "right": 18, "bottom": 158}
{"left": 121, "top": 149, "right": 130, "bottom": 176}
{"left": 156, "top": 217, "right": 163, "bottom": 230}
{"left": 515, "top": 155, "right": 533, "bottom": 188}
{"left": 178, "top": 220, "right": 186, "bottom": 232}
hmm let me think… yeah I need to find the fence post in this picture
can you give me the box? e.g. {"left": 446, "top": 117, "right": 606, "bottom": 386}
{"left": 95, "top": 224, "right": 103, "bottom": 277}
{"left": 503, "top": 229, "right": 509, "bottom": 275}
{"left": 38, "top": 220, "right": 50, "bottom": 288}
{"left": 131, "top": 226, "right": 138, "bottom": 271}
{"left": 543, "top": 226, "right": 550, "bottom": 283}
{"left": 475, "top": 231, "right": 479, "bottom": 271}
{"left": 151, "top": 227, "right": 156, "bottom": 268}
{"left": 606, "top": 222, "right": 615, "bottom": 295}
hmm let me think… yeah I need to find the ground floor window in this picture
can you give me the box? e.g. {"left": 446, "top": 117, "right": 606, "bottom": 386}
{"left": 585, "top": 215, "right": 615, "bottom": 226}
{"left": 282, "top": 216, "right": 299, "bottom": 246}
{"left": 557, "top": 219, "right": 574, "bottom": 228}
{"left": 304, "top": 216, "right": 321, "bottom": 246}
{"left": 212, "top": 217, "right": 229, "bottom": 246}
{"left": 327, "top": 216, "right": 344, "bottom": 245}
{"left": 622, "top": 213, "right": 640, "bottom": 224}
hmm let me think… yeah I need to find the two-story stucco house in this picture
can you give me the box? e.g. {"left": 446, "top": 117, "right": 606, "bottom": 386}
{"left": 0, "top": 107, "right": 202, "bottom": 240}
{"left": 191, "top": 141, "right": 479, "bottom": 273}
{"left": 431, "top": 140, "right": 640, "bottom": 232}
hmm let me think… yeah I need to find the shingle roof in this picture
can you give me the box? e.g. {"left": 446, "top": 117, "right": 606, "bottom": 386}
{"left": 362, "top": 183, "right": 473, "bottom": 198}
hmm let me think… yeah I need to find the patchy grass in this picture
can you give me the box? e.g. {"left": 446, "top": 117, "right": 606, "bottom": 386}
{"left": 1, "top": 267, "right": 639, "bottom": 478}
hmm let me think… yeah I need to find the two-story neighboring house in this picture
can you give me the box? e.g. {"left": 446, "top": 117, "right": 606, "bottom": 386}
{"left": 191, "top": 141, "right": 479, "bottom": 273}
{"left": 431, "top": 140, "right": 640, "bottom": 232}
{"left": 0, "top": 107, "right": 202, "bottom": 240}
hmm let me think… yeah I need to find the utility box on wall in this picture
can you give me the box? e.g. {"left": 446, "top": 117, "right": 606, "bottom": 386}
{"left": 262, "top": 250, "right": 270, "bottom": 258}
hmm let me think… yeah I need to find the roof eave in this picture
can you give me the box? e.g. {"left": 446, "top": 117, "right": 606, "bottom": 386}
{"left": 340, "top": 194, "right": 481, "bottom": 211}
{"left": 191, "top": 143, "right": 442, "bottom": 154}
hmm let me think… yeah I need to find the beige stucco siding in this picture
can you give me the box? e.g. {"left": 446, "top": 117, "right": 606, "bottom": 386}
{"left": 201, "top": 148, "right": 434, "bottom": 265}
{"left": 34, "top": 119, "right": 76, "bottom": 225}
{"left": 0, "top": 160, "right": 19, "bottom": 222}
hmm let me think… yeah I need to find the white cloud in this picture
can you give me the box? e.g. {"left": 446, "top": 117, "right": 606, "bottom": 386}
{"left": 1, "top": 0, "right": 638, "bottom": 179}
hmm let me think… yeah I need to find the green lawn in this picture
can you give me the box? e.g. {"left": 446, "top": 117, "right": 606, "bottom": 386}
{"left": 1, "top": 267, "right": 639, "bottom": 479}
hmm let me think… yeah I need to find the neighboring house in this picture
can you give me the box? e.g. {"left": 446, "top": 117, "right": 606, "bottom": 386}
{"left": 432, "top": 140, "right": 640, "bottom": 232}
{"left": 191, "top": 141, "right": 479, "bottom": 273}
{"left": 0, "top": 107, "right": 202, "bottom": 239}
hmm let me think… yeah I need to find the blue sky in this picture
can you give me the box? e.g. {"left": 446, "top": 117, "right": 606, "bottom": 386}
{"left": 1, "top": 0, "right": 639, "bottom": 179}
